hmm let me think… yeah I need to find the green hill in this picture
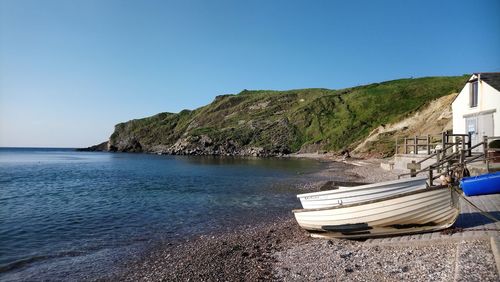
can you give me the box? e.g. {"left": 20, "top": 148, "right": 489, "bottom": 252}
{"left": 105, "top": 75, "right": 469, "bottom": 156}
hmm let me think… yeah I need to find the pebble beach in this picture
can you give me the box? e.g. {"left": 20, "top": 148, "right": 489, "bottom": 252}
{"left": 110, "top": 156, "right": 499, "bottom": 281}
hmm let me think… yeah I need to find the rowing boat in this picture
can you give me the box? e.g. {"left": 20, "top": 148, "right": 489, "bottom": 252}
{"left": 293, "top": 186, "right": 460, "bottom": 238}
{"left": 297, "top": 177, "right": 427, "bottom": 209}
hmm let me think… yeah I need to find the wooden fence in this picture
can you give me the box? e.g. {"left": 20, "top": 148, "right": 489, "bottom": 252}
{"left": 398, "top": 132, "right": 500, "bottom": 187}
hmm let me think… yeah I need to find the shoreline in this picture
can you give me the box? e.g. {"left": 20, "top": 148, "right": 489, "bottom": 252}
{"left": 109, "top": 157, "right": 498, "bottom": 281}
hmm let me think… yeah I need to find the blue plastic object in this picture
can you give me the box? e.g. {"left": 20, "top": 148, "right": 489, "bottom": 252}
{"left": 460, "top": 171, "right": 500, "bottom": 196}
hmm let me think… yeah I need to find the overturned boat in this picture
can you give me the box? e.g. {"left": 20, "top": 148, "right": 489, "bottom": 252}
{"left": 461, "top": 171, "right": 500, "bottom": 196}
{"left": 293, "top": 186, "right": 460, "bottom": 238}
{"left": 297, "top": 177, "right": 427, "bottom": 209}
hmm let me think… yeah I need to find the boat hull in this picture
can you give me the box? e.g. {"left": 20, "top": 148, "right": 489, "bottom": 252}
{"left": 297, "top": 177, "right": 428, "bottom": 209}
{"left": 293, "top": 187, "right": 460, "bottom": 238}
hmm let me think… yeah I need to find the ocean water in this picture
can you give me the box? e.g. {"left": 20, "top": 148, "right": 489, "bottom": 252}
{"left": 0, "top": 148, "right": 327, "bottom": 280}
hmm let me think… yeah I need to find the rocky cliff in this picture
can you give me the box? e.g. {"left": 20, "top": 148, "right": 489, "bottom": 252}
{"left": 86, "top": 75, "right": 469, "bottom": 156}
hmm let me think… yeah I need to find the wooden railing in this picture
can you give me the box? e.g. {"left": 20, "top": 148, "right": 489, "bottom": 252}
{"left": 398, "top": 132, "right": 499, "bottom": 187}
{"left": 396, "top": 134, "right": 438, "bottom": 155}
{"left": 395, "top": 132, "right": 472, "bottom": 157}
{"left": 484, "top": 136, "right": 500, "bottom": 171}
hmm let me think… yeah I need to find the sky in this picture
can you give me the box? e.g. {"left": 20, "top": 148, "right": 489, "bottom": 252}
{"left": 1, "top": 0, "right": 499, "bottom": 147}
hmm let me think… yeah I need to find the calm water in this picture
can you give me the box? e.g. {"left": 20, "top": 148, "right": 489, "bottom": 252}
{"left": 0, "top": 148, "right": 327, "bottom": 280}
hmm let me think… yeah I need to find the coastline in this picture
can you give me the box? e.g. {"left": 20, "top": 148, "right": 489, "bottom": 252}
{"left": 109, "top": 157, "right": 498, "bottom": 281}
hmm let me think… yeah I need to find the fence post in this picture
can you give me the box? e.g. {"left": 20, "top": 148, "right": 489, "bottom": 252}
{"left": 427, "top": 135, "right": 431, "bottom": 155}
{"left": 441, "top": 132, "right": 447, "bottom": 162}
{"left": 467, "top": 132, "right": 472, "bottom": 156}
{"left": 395, "top": 138, "right": 398, "bottom": 155}
{"left": 428, "top": 165, "right": 433, "bottom": 187}
{"left": 459, "top": 149, "right": 466, "bottom": 179}
{"left": 404, "top": 138, "right": 408, "bottom": 154}
{"left": 414, "top": 136, "right": 418, "bottom": 154}
{"left": 461, "top": 135, "right": 465, "bottom": 152}
{"left": 436, "top": 149, "right": 442, "bottom": 173}
{"left": 410, "top": 160, "right": 417, "bottom": 178}
{"left": 483, "top": 135, "right": 489, "bottom": 172}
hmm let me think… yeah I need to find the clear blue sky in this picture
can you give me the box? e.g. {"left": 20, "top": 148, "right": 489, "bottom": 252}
{"left": 1, "top": 0, "right": 499, "bottom": 147}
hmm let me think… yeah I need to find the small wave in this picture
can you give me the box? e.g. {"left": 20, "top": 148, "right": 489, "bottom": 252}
{"left": 0, "top": 256, "right": 51, "bottom": 273}
{"left": 0, "top": 250, "right": 85, "bottom": 273}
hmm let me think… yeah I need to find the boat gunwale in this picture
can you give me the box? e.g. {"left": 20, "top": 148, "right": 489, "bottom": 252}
{"left": 300, "top": 192, "right": 456, "bottom": 223}
{"left": 296, "top": 176, "right": 427, "bottom": 198}
{"left": 299, "top": 184, "right": 428, "bottom": 204}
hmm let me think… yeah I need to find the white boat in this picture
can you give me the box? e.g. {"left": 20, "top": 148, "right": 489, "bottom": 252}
{"left": 293, "top": 186, "right": 460, "bottom": 238}
{"left": 297, "top": 177, "right": 428, "bottom": 209}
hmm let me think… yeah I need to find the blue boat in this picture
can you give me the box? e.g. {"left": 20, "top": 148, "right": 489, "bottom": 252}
{"left": 460, "top": 171, "right": 500, "bottom": 196}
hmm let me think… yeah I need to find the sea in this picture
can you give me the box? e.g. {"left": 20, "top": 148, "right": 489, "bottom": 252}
{"left": 0, "top": 148, "right": 331, "bottom": 281}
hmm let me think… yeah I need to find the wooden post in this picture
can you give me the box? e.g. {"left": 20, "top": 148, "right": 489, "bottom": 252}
{"left": 427, "top": 135, "right": 431, "bottom": 155}
{"left": 436, "top": 149, "right": 442, "bottom": 173}
{"left": 459, "top": 149, "right": 466, "bottom": 180}
{"left": 484, "top": 135, "right": 489, "bottom": 172}
{"left": 461, "top": 135, "right": 465, "bottom": 152}
{"left": 395, "top": 138, "right": 398, "bottom": 155}
{"left": 467, "top": 132, "right": 472, "bottom": 157}
{"left": 407, "top": 160, "right": 420, "bottom": 178}
{"left": 404, "top": 138, "right": 408, "bottom": 154}
{"left": 441, "top": 132, "right": 446, "bottom": 162}
{"left": 414, "top": 136, "right": 418, "bottom": 154}
{"left": 428, "top": 165, "right": 433, "bottom": 187}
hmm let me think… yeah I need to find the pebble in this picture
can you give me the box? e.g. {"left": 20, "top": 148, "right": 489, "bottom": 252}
{"left": 102, "top": 159, "right": 498, "bottom": 281}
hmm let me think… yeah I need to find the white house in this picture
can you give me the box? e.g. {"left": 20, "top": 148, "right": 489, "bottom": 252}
{"left": 452, "top": 72, "right": 500, "bottom": 147}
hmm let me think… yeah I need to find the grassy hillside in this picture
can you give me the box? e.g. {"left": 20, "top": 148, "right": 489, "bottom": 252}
{"left": 108, "top": 75, "right": 469, "bottom": 155}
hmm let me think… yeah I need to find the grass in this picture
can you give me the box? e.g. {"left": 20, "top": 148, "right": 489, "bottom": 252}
{"left": 109, "top": 75, "right": 469, "bottom": 154}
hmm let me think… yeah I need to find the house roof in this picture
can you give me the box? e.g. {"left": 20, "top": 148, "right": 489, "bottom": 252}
{"left": 451, "top": 72, "right": 500, "bottom": 105}
{"left": 476, "top": 72, "right": 500, "bottom": 92}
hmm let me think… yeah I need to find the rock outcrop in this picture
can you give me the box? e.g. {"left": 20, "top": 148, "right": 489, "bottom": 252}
{"left": 77, "top": 141, "right": 109, "bottom": 152}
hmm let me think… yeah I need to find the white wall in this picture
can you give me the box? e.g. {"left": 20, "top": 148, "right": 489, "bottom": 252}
{"left": 452, "top": 74, "right": 500, "bottom": 136}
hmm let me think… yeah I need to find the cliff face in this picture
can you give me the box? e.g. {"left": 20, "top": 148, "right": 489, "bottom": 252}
{"left": 103, "top": 75, "right": 468, "bottom": 156}
{"left": 353, "top": 92, "right": 458, "bottom": 157}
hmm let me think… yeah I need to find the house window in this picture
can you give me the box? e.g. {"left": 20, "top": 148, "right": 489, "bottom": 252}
{"left": 469, "top": 81, "right": 478, "bottom": 107}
